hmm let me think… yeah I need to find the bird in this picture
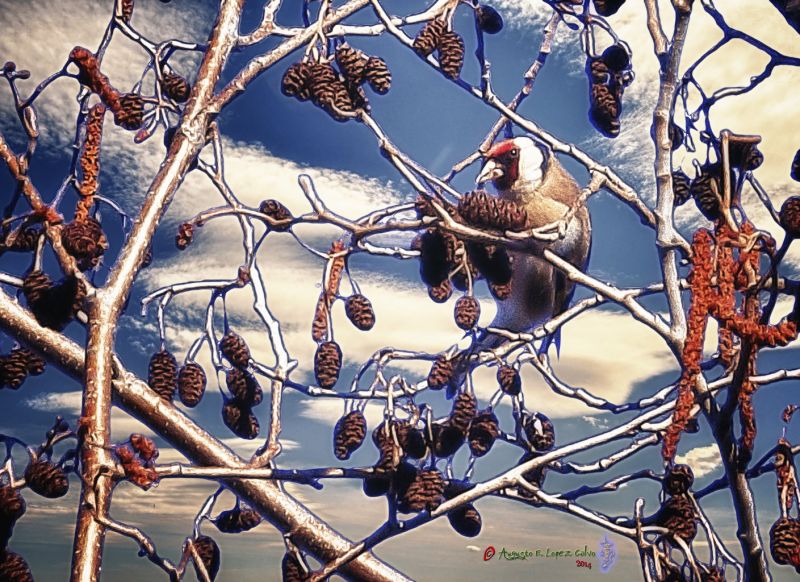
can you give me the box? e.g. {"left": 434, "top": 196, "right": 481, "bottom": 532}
{"left": 473, "top": 135, "right": 592, "bottom": 356}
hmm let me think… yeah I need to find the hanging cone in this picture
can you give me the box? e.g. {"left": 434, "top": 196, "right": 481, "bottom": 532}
{"left": 61, "top": 217, "right": 107, "bottom": 271}
{"left": 0, "top": 551, "right": 33, "bottom": 582}
{"left": 780, "top": 196, "right": 800, "bottom": 238}
{"left": 664, "top": 464, "right": 694, "bottom": 496}
{"left": 399, "top": 469, "right": 445, "bottom": 513}
{"left": 0, "top": 355, "right": 28, "bottom": 390}
{"left": 430, "top": 422, "right": 465, "bottom": 457}
{"left": 335, "top": 44, "right": 369, "bottom": 85}
{"left": 148, "top": 350, "right": 178, "bottom": 401}
{"left": 281, "top": 551, "right": 307, "bottom": 581}
{"left": 427, "top": 356, "right": 454, "bottom": 391}
{"left": 657, "top": 494, "right": 698, "bottom": 545}
{"left": 364, "top": 57, "right": 391, "bottom": 94}
{"left": 468, "top": 410, "right": 500, "bottom": 457}
{"left": 114, "top": 93, "right": 144, "bottom": 130}
{"left": 450, "top": 392, "right": 477, "bottom": 434}
{"left": 497, "top": 365, "right": 521, "bottom": 396}
{"left": 221, "top": 401, "right": 260, "bottom": 439}
{"left": 177, "top": 362, "right": 207, "bottom": 407}
{"left": 175, "top": 222, "right": 194, "bottom": 250}
{"left": 476, "top": 4, "right": 504, "bottom": 34}
{"left": 438, "top": 32, "right": 465, "bottom": 80}
{"left": 281, "top": 62, "right": 313, "bottom": 101}
{"left": 345, "top": 294, "right": 376, "bottom": 331}
{"left": 24, "top": 460, "right": 69, "bottom": 498}
{"left": 413, "top": 19, "right": 447, "bottom": 57}
{"left": 215, "top": 506, "right": 262, "bottom": 533}
{"left": 458, "top": 190, "right": 527, "bottom": 230}
{"left": 428, "top": 279, "right": 453, "bottom": 303}
{"left": 162, "top": 72, "right": 190, "bottom": 103}
{"left": 672, "top": 170, "right": 691, "bottom": 206}
{"left": 522, "top": 412, "right": 555, "bottom": 451}
{"left": 258, "top": 199, "right": 293, "bottom": 230}
{"left": 192, "top": 535, "right": 221, "bottom": 581}
{"left": 314, "top": 341, "right": 342, "bottom": 388}
{"left": 220, "top": 331, "right": 251, "bottom": 369}
{"left": 225, "top": 368, "right": 263, "bottom": 406}
{"left": 454, "top": 295, "right": 480, "bottom": 330}
{"left": 333, "top": 410, "right": 367, "bottom": 460}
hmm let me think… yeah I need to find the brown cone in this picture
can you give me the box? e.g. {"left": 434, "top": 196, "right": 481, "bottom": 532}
{"left": 336, "top": 44, "right": 369, "bottom": 85}
{"left": 413, "top": 19, "right": 447, "bottom": 57}
{"left": 162, "top": 72, "right": 190, "bottom": 103}
{"left": 314, "top": 341, "right": 342, "bottom": 388}
{"left": 0, "top": 485, "right": 25, "bottom": 549}
{"left": 497, "top": 365, "right": 521, "bottom": 396}
{"left": 372, "top": 422, "right": 402, "bottom": 472}
{"left": 428, "top": 279, "right": 453, "bottom": 303}
{"left": 399, "top": 469, "right": 445, "bottom": 513}
{"left": 121, "top": 0, "right": 134, "bottom": 22}
{"left": 657, "top": 494, "right": 698, "bottom": 545}
{"left": 192, "top": 535, "right": 221, "bottom": 581}
{"left": 24, "top": 460, "right": 69, "bottom": 498}
{"left": 2, "top": 225, "right": 41, "bottom": 253}
{"left": 589, "top": 81, "right": 620, "bottom": 138}
{"left": 61, "top": 217, "right": 107, "bottom": 271}
{"left": 176, "top": 222, "right": 194, "bottom": 250}
{"left": 770, "top": 517, "right": 800, "bottom": 569}
{"left": 438, "top": 32, "right": 465, "bottom": 80}
{"left": 664, "top": 464, "right": 694, "bottom": 496}
{"left": 148, "top": 350, "right": 178, "bottom": 401}
{"left": 334, "top": 410, "right": 367, "bottom": 460}
{"left": 489, "top": 281, "right": 512, "bottom": 300}
{"left": 365, "top": 57, "right": 391, "bottom": 94}
{"left": 431, "top": 422, "right": 465, "bottom": 458}
{"left": 450, "top": 392, "right": 477, "bottom": 434}
{"left": 220, "top": 331, "right": 251, "bottom": 369}
{"left": 225, "top": 368, "right": 263, "bottom": 406}
{"left": 0, "top": 551, "right": 33, "bottom": 582}
{"left": 10, "top": 348, "right": 45, "bottom": 376}
{"left": 345, "top": 294, "right": 376, "bottom": 331}
{"left": 222, "top": 401, "right": 260, "bottom": 439}
{"left": 419, "top": 229, "right": 456, "bottom": 287}
{"left": 523, "top": 412, "right": 555, "bottom": 451}
{"left": 215, "top": 506, "right": 262, "bottom": 533}
{"left": 395, "top": 421, "right": 427, "bottom": 459}
{"left": 178, "top": 362, "right": 206, "bottom": 407}
{"left": 427, "top": 356, "right": 454, "bottom": 391}
{"left": 281, "top": 62, "right": 314, "bottom": 101}
{"left": 728, "top": 141, "right": 763, "bottom": 171}
{"left": 448, "top": 503, "right": 482, "bottom": 537}
{"left": 282, "top": 552, "right": 307, "bottom": 581}
{"left": 114, "top": 93, "right": 144, "bottom": 130}
{"left": 0, "top": 355, "right": 28, "bottom": 390}
{"left": 454, "top": 295, "right": 480, "bottom": 330}
{"left": 468, "top": 410, "right": 500, "bottom": 457}
{"left": 673, "top": 170, "right": 691, "bottom": 206}
{"left": 780, "top": 196, "right": 800, "bottom": 238}
{"left": 691, "top": 164, "right": 732, "bottom": 221}
{"left": 259, "top": 199, "right": 293, "bottom": 230}
{"left": 466, "top": 242, "right": 513, "bottom": 286}
{"left": 792, "top": 149, "right": 800, "bottom": 182}
{"left": 458, "top": 190, "right": 527, "bottom": 231}
{"left": 23, "top": 271, "right": 85, "bottom": 330}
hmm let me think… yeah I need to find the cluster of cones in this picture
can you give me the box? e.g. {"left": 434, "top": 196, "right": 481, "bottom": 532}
{"left": 281, "top": 43, "right": 390, "bottom": 121}
{"left": 220, "top": 331, "right": 262, "bottom": 440}
{"left": 587, "top": 44, "right": 633, "bottom": 138}
{"left": 414, "top": 191, "right": 526, "bottom": 310}
{"left": 412, "top": 19, "right": 465, "bottom": 80}
{"left": 0, "top": 347, "right": 45, "bottom": 391}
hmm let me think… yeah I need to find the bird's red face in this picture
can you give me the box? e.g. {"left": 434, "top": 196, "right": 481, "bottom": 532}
{"left": 477, "top": 140, "right": 521, "bottom": 191}
{"left": 477, "top": 137, "right": 545, "bottom": 192}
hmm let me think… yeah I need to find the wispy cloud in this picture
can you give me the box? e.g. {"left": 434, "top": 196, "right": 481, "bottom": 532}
{"left": 675, "top": 443, "right": 722, "bottom": 478}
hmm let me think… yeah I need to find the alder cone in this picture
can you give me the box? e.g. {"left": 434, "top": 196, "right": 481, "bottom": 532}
{"left": 450, "top": 392, "right": 477, "bottom": 434}
{"left": 215, "top": 507, "right": 262, "bottom": 533}
{"left": 780, "top": 196, "right": 800, "bottom": 238}
{"left": 468, "top": 410, "right": 500, "bottom": 457}
{"left": 307, "top": 63, "right": 341, "bottom": 109}
{"left": 0, "top": 486, "right": 25, "bottom": 548}
{"left": 333, "top": 410, "right": 367, "bottom": 460}
{"left": 281, "top": 552, "right": 307, "bottom": 581}
{"left": 21, "top": 270, "right": 52, "bottom": 313}
{"left": 177, "top": 362, "right": 207, "bottom": 407}
{"left": 431, "top": 422, "right": 465, "bottom": 458}
{"left": 395, "top": 421, "right": 427, "bottom": 459}
{"left": 221, "top": 401, "right": 260, "bottom": 439}
{"left": 792, "top": 148, "right": 800, "bottom": 182}
{"left": 523, "top": 412, "right": 555, "bottom": 451}
{"left": 664, "top": 464, "right": 694, "bottom": 496}
{"left": 517, "top": 452, "right": 546, "bottom": 496}
{"left": 458, "top": 190, "right": 527, "bottom": 231}
{"left": 669, "top": 122, "right": 684, "bottom": 151}
{"left": 657, "top": 494, "right": 698, "bottom": 545}
{"left": 192, "top": 535, "right": 221, "bottom": 581}
{"left": 175, "top": 222, "right": 194, "bottom": 250}
{"left": 601, "top": 44, "right": 630, "bottom": 72}
{"left": 2, "top": 225, "right": 41, "bottom": 253}
{"left": 448, "top": 503, "right": 482, "bottom": 537}
{"left": 115, "top": 93, "right": 144, "bottom": 130}
{"left": 281, "top": 62, "right": 313, "bottom": 100}
{"left": 589, "top": 82, "right": 620, "bottom": 138}
{"left": 728, "top": 141, "right": 763, "bottom": 171}
{"left": 419, "top": 229, "right": 455, "bottom": 286}
{"left": 259, "top": 199, "right": 293, "bottom": 230}
{"left": 11, "top": 348, "right": 45, "bottom": 377}
{"left": 438, "top": 31, "right": 465, "bottom": 80}
{"left": 345, "top": 294, "right": 376, "bottom": 331}
{"left": 148, "top": 350, "right": 178, "bottom": 401}
{"left": 162, "top": 72, "right": 190, "bottom": 103}
{"left": 413, "top": 19, "right": 447, "bottom": 57}
{"left": 0, "top": 551, "right": 33, "bottom": 582}
{"left": 399, "top": 469, "right": 445, "bottom": 513}
{"left": 335, "top": 44, "right": 368, "bottom": 84}
{"left": 454, "top": 295, "right": 480, "bottom": 330}
{"left": 497, "top": 365, "right": 521, "bottom": 396}
{"left": 61, "top": 217, "right": 107, "bottom": 271}
{"left": 477, "top": 4, "right": 504, "bottom": 34}
{"left": 24, "top": 460, "right": 69, "bottom": 498}
{"left": 365, "top": 57, "right": 391, "bottom": 94}
{"left": 489, "top": 280, "right": 512, "bottom": 300}
{"left": 0, "top": 355, "right": 28, "bottom": 390}
{"left": 467, "top": 242, "right": 513, "bottom": 286}
{"left": 593, "top": 0, "right": 626, "bottom": 16}
{"left": 428, "top": 279, "right": 453, "bottom": 303}
{"left": 691, "top": 164, "right": 732, "bottom": 221}
{"left": 220, "top": 331, "right": 251, "bottom": 369}
{"left": 314, "top": 341, "right": 342, "bottom": 388}
{"left": 225, "top": 368, "right": 263, "bottom": 406}
{"left": 427, "top": 355, "right": 454, "bottom": 390}
{"left": 672, "top": 170, "right": 691, "bottom": 206}
{"left": 23, "top": 271, "right": 85, "bottom": 330}
{"left": 363, "top": 474, "right": 391, "bottom": 497}
{"left": 770, "top": 517, "right": 800, "bottom": 571}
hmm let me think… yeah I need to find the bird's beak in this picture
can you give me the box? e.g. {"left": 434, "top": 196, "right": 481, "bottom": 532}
{"left": 476, "top": 159, "right": 504, "bottom": 185}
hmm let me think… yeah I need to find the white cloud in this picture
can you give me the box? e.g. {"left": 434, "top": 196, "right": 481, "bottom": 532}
{"left": 675, "top": 443, "right": 722, "bottom": 478}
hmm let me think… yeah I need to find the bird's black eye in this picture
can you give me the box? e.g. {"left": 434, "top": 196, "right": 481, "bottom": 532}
{"left": 509, "top": 148, "right": 519, "bottom": 158}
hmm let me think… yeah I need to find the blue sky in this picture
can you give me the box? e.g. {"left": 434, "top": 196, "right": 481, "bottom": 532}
{"left": 2, "top": 0, "right": 800, "bottom": 580}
